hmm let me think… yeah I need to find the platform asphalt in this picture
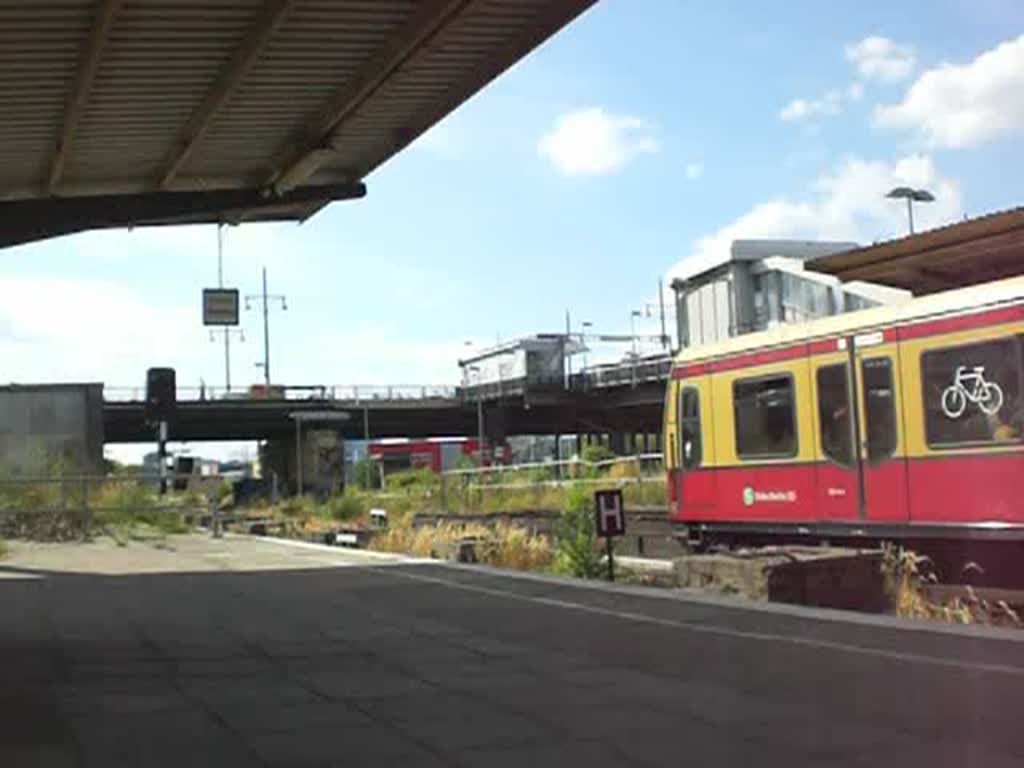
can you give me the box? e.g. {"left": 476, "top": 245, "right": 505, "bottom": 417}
{"left": 1, "top": 534, "right": 1021, "bottom": 767}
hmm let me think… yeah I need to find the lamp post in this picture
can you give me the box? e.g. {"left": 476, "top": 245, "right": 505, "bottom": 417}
{"left": 886, "top": 186, "right": 935, "bottom": 235}
{"left": 630, "top": 310, "right": 642, "bottom": 389}
{"left": 580, "top": 321, "right": 593, "bottom": 371}
{"left": 245, "top": 267, "right": 287, "bottom": 387}
{"left": 212, "top": 224, "right": 243, "bottom": 392}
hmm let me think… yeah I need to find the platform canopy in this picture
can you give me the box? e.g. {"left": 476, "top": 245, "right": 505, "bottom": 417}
{"left": 808, "top": 207, "right": 1024, "bottom": 295}
{"left": 0, "top": 0, "right": 594, "bottom": 247}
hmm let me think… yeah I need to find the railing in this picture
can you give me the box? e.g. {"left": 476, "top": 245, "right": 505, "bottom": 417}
{"left": 103, "top": 384, "right": 458, "bottom": 403}
{"left": 103, "top": 357, "right": 674, "bottom": 406}
{"left": 437, "top": 453, "right": 667, "bottom": 513}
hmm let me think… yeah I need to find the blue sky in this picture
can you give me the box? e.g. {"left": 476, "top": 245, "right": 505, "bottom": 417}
{"left": 2, "top": 1, "right": 1023, "bottom": 420}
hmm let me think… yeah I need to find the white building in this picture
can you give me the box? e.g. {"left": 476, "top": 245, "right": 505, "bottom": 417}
{"left": 670, "top": 239, "right": 911, "bottom": 348}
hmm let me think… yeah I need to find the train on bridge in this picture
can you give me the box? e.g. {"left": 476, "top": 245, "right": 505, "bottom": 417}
{"left": 663, "top": 276, "right": 1024, "bottom": 577}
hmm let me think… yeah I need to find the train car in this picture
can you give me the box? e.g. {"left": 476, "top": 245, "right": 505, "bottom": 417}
{"left": 664, "top": 275, "right": 1024, "bottom": 566}
{"left": 367, "top": 438, "right": 508, "bottom": 474}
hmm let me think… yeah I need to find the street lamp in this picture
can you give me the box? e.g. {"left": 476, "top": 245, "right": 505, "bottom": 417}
{"left": 886, "top": 187, "right": 935, "bottom": 235}
{"left": 630, "top": 310, "right": 642, "bottom": 389}
{"left": 580, "top": 321, "right": 593, "bottom": 371}
{"left": 245, "top": 267, "right": 287, "bottom": 387}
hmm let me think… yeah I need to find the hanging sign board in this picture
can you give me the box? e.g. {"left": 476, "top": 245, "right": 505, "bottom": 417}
{"left": 202, "top": 288, "right": 240, "bottom": 326}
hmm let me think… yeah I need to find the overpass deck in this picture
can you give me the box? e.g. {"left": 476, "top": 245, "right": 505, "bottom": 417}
{"left": 2, "top": 533, "right": 1022, "bottom": 767}
{"left": 102, "top": 365, "right": 672, "bottom": 443}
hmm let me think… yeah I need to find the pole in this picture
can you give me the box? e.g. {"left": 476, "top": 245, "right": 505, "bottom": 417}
{"left": 295, "top": 417, "right": 303, "bottom": 496}
{"left": 564, "top": 309, "right": 571, "bottom": 385}
{"left": 158, "top": 420, "right": 168, "bottom": 496}
{"left": 362, "top": 406, "right": 370, "bottom": 488}
{"left": 630, "top": 312, "right": 638, "bottom": 389}
{"left": 606, "top": 534, "right": 614, "bottom": 582}
{"left": 262, "top": 267, "right": 271, "bottom": 386}
{"left": 906, "top": 196, "right": 914, "bottom": 235}
{"left": 218, "top": 224, "right": 231, "bottom": 393}
{"left": 658, "top": 278, "right": 668, "bottom": 350}
{"left": 477, "top": 392, "right": 484, "bottom": 466}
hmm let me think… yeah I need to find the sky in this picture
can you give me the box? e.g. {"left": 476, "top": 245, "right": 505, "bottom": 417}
{"left": 2, "top": 1, "right": 1023, "bottom": 459}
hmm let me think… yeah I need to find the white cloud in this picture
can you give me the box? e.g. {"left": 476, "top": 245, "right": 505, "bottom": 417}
{"left": 779, "top": 89, "right": 843, "bottom": 122}
{"left": 0, "top": 276, "right": 196, "bottom": 387}
{"left": 874, "top": 34, "right": 1024, "bottom": 148}
{"left": 684, "top": 161, "right": 704, "bottom": 180}
{"left": 538, "top": 107, "right": 657, "bottom": 176}
{"left": 668, "top": 154, "right": 960, "bottom": 281}
{"left": 846, "top": 81, "right": 865, "bottom": 101}
{"left": 845, "top": 36, "right": 916, "bottom": 81}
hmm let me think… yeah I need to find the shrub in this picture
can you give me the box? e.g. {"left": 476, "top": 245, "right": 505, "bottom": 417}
{"left": 276, "top": 494, "right": 318, "bottom": 521}
{"left": 580, "top": 443, "right": 614, "bottom": 464}
{"left": 551, "top": 484, "right": 603, "bottom": 578}
{"left": 350, "top": 457, "right": 381, "bottom": 490}
{"left": 385, "top": 467, "right": 437, "bottom": 492}
{"left": 327, "top": 493, "right": 365, "bottom": 522}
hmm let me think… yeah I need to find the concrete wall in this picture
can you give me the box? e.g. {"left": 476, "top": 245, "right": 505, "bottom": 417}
{"left": 0, "top": 384, "right": 104, "bottom": 474}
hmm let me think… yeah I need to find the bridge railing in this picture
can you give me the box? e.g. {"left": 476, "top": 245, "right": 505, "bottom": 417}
{"left": 103, "top": 384, "right": 458, "bottom": 403}
{"left": 437, "top": 453, "right": 667, "bottom": 513}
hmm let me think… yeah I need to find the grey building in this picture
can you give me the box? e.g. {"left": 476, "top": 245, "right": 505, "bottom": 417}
{"left": 671, "top": 239, "right": 911, "bottom": 348}
{"left": 0, "top": 383, "right": 105, "bottom": 475}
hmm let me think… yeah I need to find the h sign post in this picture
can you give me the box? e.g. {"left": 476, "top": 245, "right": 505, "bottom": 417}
{"left": 594, "top": 489, "right": 625, "bottom": 581}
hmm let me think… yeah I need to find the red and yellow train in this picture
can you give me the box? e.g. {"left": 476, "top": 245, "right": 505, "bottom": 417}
{"left": 664, "top": 276, "right": 1024, "bottom": 557}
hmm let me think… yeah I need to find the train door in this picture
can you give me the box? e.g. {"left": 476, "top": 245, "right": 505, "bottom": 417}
{"left": 853, "top": 340, "right": 909, "bottom": 521}
{"left": 813, "top": 335, "right": 909, "bottom": 522}
{"left": 672, "top": 377, "right": 716, "bottom": 514}
{"left": 813, "top": 353, "right": 859, "bottom": 520}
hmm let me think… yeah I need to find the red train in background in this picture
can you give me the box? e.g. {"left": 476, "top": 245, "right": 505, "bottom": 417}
{"left": 368, "top": 437, "right": 508, "bottom": 474}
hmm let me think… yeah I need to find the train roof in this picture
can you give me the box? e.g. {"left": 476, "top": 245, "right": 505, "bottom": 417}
{"left": 674, "top": 275, "right": 1024, "bottom": 366}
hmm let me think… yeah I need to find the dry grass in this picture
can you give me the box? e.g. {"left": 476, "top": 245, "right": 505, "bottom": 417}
{"left": 370, "top": 518, "right": 552, "bottom": 571}
{"left": 881, "top": 544, "right": 1022, "bottom": 627}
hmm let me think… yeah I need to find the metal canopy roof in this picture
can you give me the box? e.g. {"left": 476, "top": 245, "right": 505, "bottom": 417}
{"left": 0, "top": 0, "right": 594, "bottom": 247}
{"left": 808, "top": 207, "right": 1024, "bottom": 295}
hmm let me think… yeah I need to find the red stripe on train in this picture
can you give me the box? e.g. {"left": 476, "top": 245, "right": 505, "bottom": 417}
{"left": 897, "top": 304, "right": 1024, "bottom": 341}
{"left": 671, "top": 304, "right": 1023, "bottom": 380}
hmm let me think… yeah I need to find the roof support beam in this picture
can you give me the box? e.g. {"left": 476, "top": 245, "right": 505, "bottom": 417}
{"left": 269, "top": 0, "right": 470, "bottom": 193}
{"left": 49, "top": 0, "right": 123, "bottom": 193}
{"left": 0, "top": 182, "right": 366, "bottom": 248}
{"left": 157, "top": 0, "right": 293, "bottom": 189}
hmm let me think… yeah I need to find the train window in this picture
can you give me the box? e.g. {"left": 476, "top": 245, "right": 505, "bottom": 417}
{"left": 862, "top": 357, "right": 897, "bottom": 461}
{"left": 922, "top": 336, "right": 1024, "bottom": 447}
{"left": 733, "top": 374, "right": 797, "bottom": 459}
{"left": 678, "top": 386, "right": 702, "bottom": 469}
{"left": 816, "top": 363, "right": 853, "bottom": 466}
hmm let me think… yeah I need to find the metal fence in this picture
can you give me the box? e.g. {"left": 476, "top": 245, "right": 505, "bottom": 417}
{"left": 437, "top": 453, "right": 667, "bottom": 513}
{"left": 0, "top": 474, "right": 225, "bottom": 542}
{"left": 103, "top": 384, "right": 458, "bottom": 403}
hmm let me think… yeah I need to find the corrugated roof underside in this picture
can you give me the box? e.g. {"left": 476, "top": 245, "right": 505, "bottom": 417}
{"left": 0, "top": 0, "right": 588, "bottom": 202}
{"left": 323, "top": 0, "right": 553, "bottom": 178}
{"left": 67, "top": 1, "right": 264, "bottom": 185}
{"left": 0, "top": 0, "right": 93, "bottom": 192}
{"left": 186, "top": 1, "right": 416, "bottom": 181}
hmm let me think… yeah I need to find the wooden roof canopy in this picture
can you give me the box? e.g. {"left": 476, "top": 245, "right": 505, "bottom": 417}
{"left": 808, "top": 207, "right": 1024, "bottom": 295}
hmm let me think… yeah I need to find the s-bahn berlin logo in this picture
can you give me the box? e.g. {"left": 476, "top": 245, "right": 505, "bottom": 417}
{"left": 743, "top": 486, "right": 797, "bottom": 506}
